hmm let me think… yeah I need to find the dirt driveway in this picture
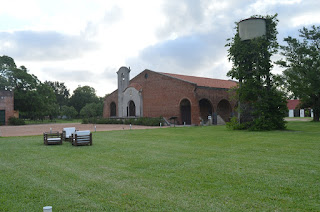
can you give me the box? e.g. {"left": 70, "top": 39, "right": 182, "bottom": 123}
{"left": 0, "top": 123, "right": 161, "bottom": 137}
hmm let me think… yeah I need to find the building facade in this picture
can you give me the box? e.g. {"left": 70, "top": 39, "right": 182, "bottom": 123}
{"left": 0, "top": 90, "right": 14, "bottom": 125}
{"left": 103, "top": 67, "right": 237, "bottom": 125}
{"left": 287, "top": 99, "right": 313, "bottom": 118}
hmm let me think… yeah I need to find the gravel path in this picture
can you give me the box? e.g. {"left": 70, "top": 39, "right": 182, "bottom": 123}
{"left": 0, "top": 123, "right": 161, "bottom": 137}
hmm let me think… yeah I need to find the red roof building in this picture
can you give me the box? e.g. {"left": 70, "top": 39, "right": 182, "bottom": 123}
{"left": 103, "top": 67, "right": 237, "bottom": 125}
{"left": 287, "top": 99, "right": 301, "bottom": 110}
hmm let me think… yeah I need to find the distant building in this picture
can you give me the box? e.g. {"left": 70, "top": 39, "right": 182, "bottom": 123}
{"left": 0, "top": 90, "right": 14, "bottom": 125}
{"left": 287, "top": 99, "right": 313, "bottom": 117}
{"left": 103, "top": 67, "right": 237, "bottom": 125}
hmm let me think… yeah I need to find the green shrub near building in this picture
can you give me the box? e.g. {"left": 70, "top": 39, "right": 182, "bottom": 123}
{"left": 83, "top": 117, "right": 164, "bottom": 126}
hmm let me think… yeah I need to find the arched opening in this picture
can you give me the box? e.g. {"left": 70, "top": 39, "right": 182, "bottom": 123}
{"left": 217, "top": 99, "right": 232, "bottom": 122}
{"left": 180, "top": 99, "right": 191, "bottom": 125}
{"left": 0, "top": 110, "right": 5, "bottom": 125}
{"left": 110, "top": 102, "right": 116, "bottom": 117}
{"left": 128, "top": 100, "right": 136, "bottom": 117}
{"left": 199, "top": 99, "right": 213, "bottom": 124}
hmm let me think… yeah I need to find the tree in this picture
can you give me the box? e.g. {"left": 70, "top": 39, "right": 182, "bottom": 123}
{"left": 80, "top": 102, "right": 103, "bottom": 118}
{"left": 1, "top": 55, "right": 59, "bottom": 120}
{"left": 44, "top": 81, "right": 70, "bottom": 107}
{"left": 277, "top": 25, "right": 320, "bottom": 121}
{"left": 0, "top": 55, "right": 17, "bottom": 89}
{"left": 61, "top": 105, "right": 78, "bottom": 119}
{"left": 226, "top": 14, "right": 288, "bottom": 130}
{"left": 69, "top": 85, "right": 99, "bottom": 114}
{"left": 35, "top": 83, "right": 58, "bottom": 119}
{"left": 17, "top": 83, "right": 57, "bottom": 120}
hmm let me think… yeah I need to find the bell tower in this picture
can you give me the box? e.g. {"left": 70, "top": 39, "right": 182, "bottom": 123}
{"left": 117, "top": 67, "right": 130, "bottom": 117}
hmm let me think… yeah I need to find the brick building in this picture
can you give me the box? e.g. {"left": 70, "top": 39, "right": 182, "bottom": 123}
{"left": 103, "top": 67, "right": 237, "bottom": 125}
{"left": 287, "top": 99, "right": 313, "bottom": 117}
{"left": 0, "top": 90, "right": 14, "bottom": 125}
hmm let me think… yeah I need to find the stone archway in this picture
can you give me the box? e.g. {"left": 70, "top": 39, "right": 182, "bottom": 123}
{"left": 199, "top": 99, "right": 213, "bottom": 124}
{"left": 217, "top": 99, "right": 232, "bottom": 122}
{"left": 128, "top": 100, "right": 136, "bottom": 117}
{"left": 180, "top": 99, "right": 191, "bottom": 125}
{"left": 110, "top": 102, "right": 116, "bottom": 117}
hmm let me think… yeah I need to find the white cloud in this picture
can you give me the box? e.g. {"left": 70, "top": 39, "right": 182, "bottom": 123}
{"left": 0, "top": 0, "right": 319, "bottom": 96}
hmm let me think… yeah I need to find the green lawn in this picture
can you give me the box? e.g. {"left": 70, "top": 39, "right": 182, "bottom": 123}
{"left": 0, "top": 122, "right": 319, "bottom": 211}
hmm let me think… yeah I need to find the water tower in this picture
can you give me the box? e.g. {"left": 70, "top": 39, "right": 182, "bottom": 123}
{"left": 238, "top": 18, "right": 266, "bottom": 40}
{"left": 237, "top": 18, "right": 267, "bottom": 123}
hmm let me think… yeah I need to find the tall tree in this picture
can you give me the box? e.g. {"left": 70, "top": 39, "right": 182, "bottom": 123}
{"left": 69, "top": 85, "right": 99, "bottom": 114}
{"left": 80, "top": 102, "right": 103, "bottom": 118}
{"left": 1, "top": 55, "right": 58, "bottom": 119}
{"left": 0, "top": 55, "right": 17, "bottom": 89}
{"left": 226, "top": 14, "right": 287, "bottom": 130}
{"left": 44, "top": 81, "right": 70, "bottom": 107}
{"left": 277, "top": 25, "right": 320, "bottom": 121}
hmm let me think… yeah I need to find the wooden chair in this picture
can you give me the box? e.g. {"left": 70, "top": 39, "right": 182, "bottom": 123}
{"left": 62, "top": 127, "right": 76, "bottom": 142}
{"left": 72, "top": 130, "right": 92, "bottom": 146}
{"left": 43, "top": 131, "right": 62, "bottom": 145}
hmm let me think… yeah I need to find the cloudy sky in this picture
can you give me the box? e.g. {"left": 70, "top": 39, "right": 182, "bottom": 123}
{"left": 1, "top": 0, "right": 319, "bottom": 97}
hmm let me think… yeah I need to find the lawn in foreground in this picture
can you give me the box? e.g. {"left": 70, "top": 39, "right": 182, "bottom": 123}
{"left": 0, "top": 122, "right": 319, "bottom": 211}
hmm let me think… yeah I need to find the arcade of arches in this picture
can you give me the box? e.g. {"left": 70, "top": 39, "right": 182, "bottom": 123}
{"left": 199, "top": 99, "right": 213, "bottom": 124}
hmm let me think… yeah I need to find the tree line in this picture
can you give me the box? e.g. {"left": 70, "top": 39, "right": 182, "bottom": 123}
{"left": 0, "top": 55, "right": 103, "bottom": 121}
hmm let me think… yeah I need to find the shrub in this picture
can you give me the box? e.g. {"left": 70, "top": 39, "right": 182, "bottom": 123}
{"left": 84, "top": 117, "right": 164, "bottom": 126}
{"left": 226, "top": 117, "right": 246, "bottom": 130}
{"left": 82, "top": 118, "right": 89, "bottom": 124}
{"left": 8, "top": 117, "right": 26, "bottom": 125}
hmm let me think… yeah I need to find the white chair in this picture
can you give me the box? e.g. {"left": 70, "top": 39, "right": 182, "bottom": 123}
{"left": 62, "top": 127, "right": 76, "bottom": 142}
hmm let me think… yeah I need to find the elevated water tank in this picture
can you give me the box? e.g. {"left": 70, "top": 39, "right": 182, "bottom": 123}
{"left": 239, "top": 18, "right": 266, "bottom": 40}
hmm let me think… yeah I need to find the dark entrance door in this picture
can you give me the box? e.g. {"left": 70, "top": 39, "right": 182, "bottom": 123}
{"left": 0, "top": 110, "right": 5, "bottom": 125}
{"left": 199, "top": 99, "right": 213, "bottom": 124}
{"left": 180, "top": 99, "right": 191, "bottom": 125}
{"left": 217, "top": 99, "right": 232, "bottom": 122}
{"left": 129, "top": 101, "right": 136, "bottom": 117}
{"left": 110, "top": 102, "right": 116, "bottom": 117}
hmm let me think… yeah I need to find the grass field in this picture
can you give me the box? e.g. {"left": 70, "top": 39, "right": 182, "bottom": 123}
{"left": 0, "top": 122, "right": 319, "bottom": 211}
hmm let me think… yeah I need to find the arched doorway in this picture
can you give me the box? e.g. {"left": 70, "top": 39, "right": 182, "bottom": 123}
{"left": 217, "top": 99, "right": 232, "bottom": 122}
{"left": 128, "top": 100, "right": 136, "bottom": 117}
{"left": 180, "top": 99, "right": 191, "bottom": 125}
{"left": 199, "top": 99, "right": 213, "bottom": 124}
{"left": 110, "top": 102, "right": 116, "bottom": 117}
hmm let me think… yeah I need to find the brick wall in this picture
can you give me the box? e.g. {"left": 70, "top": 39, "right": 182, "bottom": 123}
{"left": 103, "top": 90, "right": 118, "bottom": 118}
{"left": 131, "top": 70, "right": 200, "bottom": 124}
{"left": 104, "top": 70, "right": 236, "bottom": 125}
{"left": 0, "top": 90, "right": 14, "bottom": 125}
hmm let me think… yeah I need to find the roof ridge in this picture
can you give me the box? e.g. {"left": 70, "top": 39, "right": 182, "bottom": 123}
{"left": 160, "top": 72, "right": 237, "bottom": 89}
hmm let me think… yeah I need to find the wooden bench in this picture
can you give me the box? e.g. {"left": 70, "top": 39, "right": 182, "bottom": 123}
{"left": 72, "top": 130, "right": 92, "bottom": 146}
{"left": 43, "top": 132, "right": 62, "bottom": 145}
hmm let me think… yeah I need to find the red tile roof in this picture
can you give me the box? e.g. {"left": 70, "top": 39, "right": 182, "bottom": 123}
{"left": 161, "top": 73, "right": 237, "bottom": 89}
{"left": 287, "top": 99, "right": 301, "bottom": 110}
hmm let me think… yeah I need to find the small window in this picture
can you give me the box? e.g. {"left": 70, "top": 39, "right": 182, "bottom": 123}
{"left": 144, "top": 73, "right": 148, "bottom": 79}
